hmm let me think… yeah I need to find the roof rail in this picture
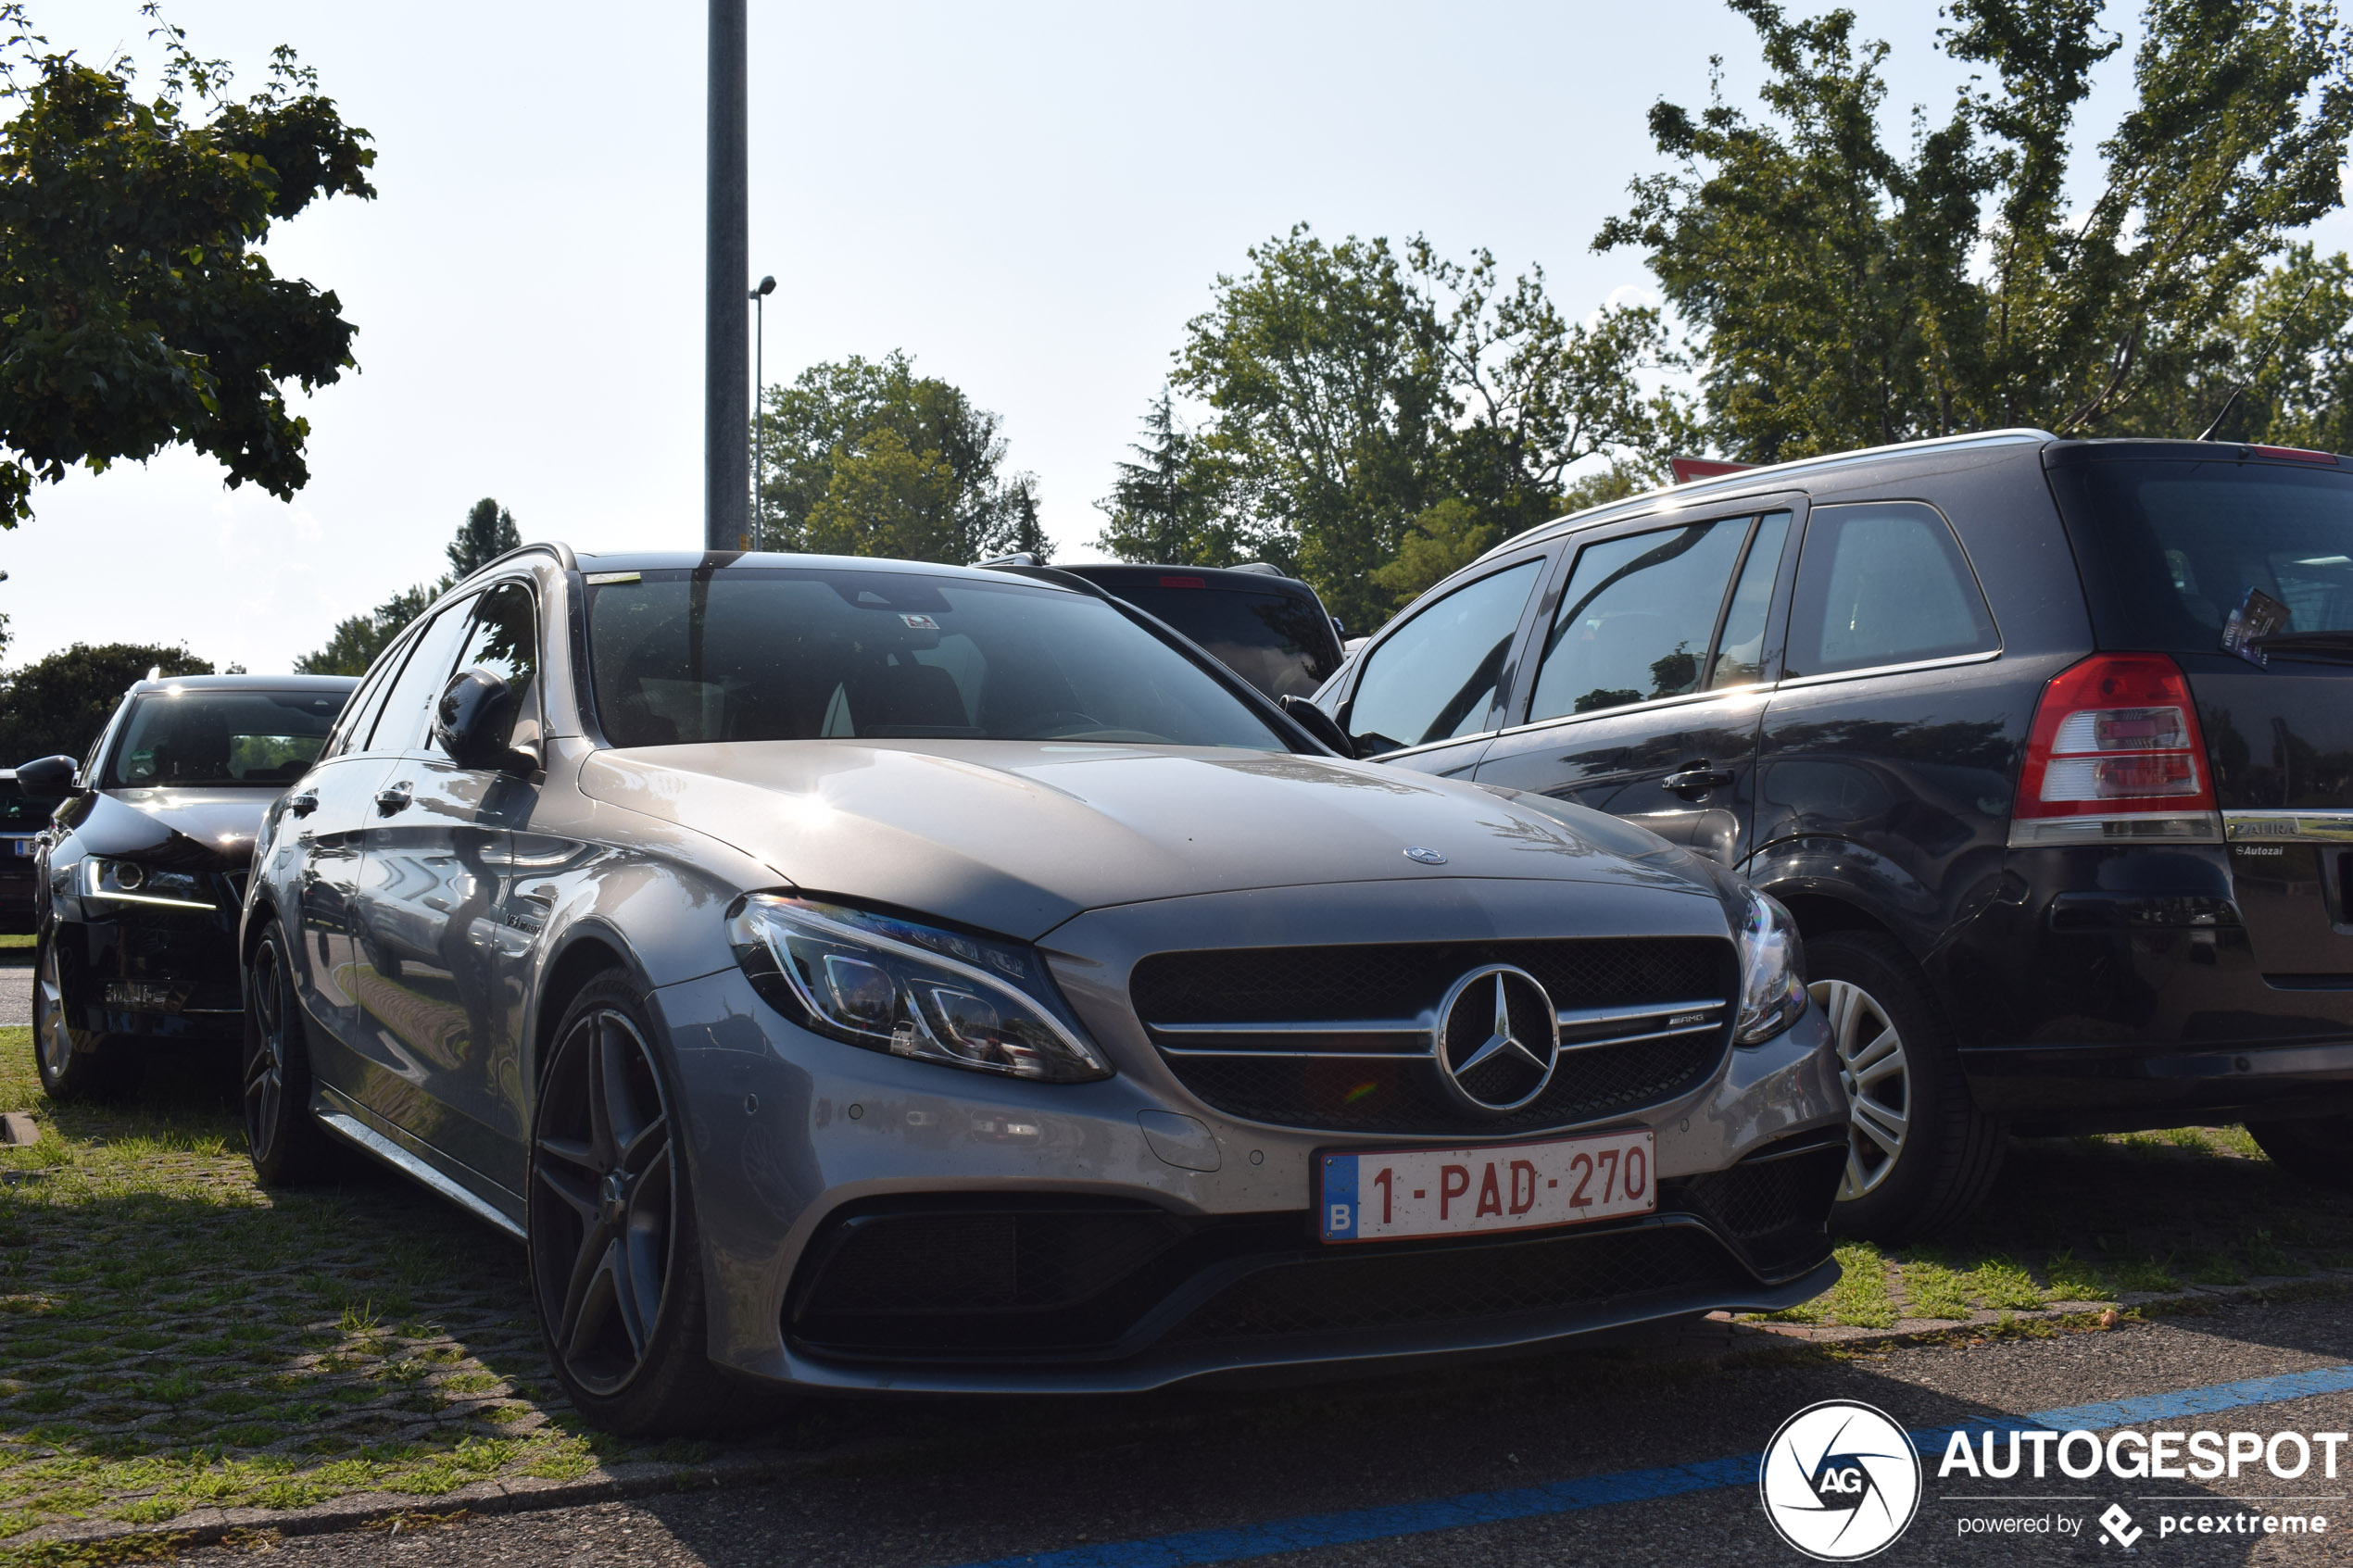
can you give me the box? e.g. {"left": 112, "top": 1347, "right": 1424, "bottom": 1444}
{"left": 457, "top": 540, "right": 580, "bottom": 585}
{"left": 1473, "top": 428, "right": 2058, "bottom": 568}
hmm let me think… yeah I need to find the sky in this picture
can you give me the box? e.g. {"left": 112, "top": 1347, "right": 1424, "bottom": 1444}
{"left": 6, "top": 0, "right": 2348, "bottom": 674}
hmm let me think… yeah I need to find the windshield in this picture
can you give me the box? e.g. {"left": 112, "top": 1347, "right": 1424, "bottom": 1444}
{"left": 104, "top": 691, "right": 349, "bottom": 789}
{"left": 2054, "top": 458, "right": 2353, "bottom": 651}
{"left": 585, "top": 568, "right": 1288, "bottom": 749}
{"left": 1106, "top": 583, "right": 1337, "bottom": 698}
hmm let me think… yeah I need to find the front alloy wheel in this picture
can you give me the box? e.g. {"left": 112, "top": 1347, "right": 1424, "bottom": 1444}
{"left": 1811, "top": 976, "right": 1910, "bottom": 1201}
{"left": 32, "top": 931, "right": 136, "bottom": 1102}
{"left": 524, "top": 975, "right": 770, "bottom": 1436}
{"left": 530, "top": 1004, "right": 676, "bottom": 1395}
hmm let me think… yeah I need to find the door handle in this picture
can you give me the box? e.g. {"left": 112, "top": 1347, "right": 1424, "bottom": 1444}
{"left": 1662, "top": 762, "right": 1736, "bottom": 800}
{"left": 374, "top": 783, "right": 413, "bottom": 815}
{"left": 287, "top": 791, "right": 319, "bottom": 818}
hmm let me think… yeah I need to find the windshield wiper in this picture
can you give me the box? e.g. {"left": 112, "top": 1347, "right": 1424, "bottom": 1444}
{"left": 2250, "top": 629, "right": 2353, "bottom": 663}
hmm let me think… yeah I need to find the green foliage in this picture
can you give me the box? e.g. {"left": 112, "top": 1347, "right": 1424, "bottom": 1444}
{"left": 447, "top": 497, "right": 520, "bottom": 579}
{"left": 1001, "top": 474, "right": 1051, "bottom": 563}
{"left": 0, "top": 5, "right": 375, "bottom": 524}
{"left": 1597, "top": 0, "right": 2353, "bottom": 458}
{"left": 1093, "top": 389, "right": 1247, "bottom": 567}
{"left": 293, "top": 498, "right": 520, "bottom": 676}
{"left": 757, "top": 352, "right": 1029, "bottom": 564}
{"left": 0, "top": 642, "right": 210, "bottom": 767}
{"left": 1168, "top": 227, "right": 1686, "bottom": 631}
{"left": 1369, "top": 498, "right": 1502, "bottom": 609}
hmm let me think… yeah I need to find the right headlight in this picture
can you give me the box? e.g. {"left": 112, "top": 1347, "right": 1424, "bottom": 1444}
{"left": 727, "top": 894, "right": 1112, "bottom": 1084}
{"left": 1731, "top": 885, "right": 1809, "bottom": 1046}
{"left": 82, "top": 858, "right": 215, "bottom": 912}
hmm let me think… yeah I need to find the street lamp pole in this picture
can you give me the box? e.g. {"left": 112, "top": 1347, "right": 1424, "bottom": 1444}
{"left": 749, "top": 274, "right": 775, "bottom": 550}
{"left": 704, "top": 0, "right": 749, "bottom": 552}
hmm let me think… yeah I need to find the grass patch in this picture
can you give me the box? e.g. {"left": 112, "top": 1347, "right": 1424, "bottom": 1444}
{"left": 0, "top": 1026, "right": 715, "bottom": 1540}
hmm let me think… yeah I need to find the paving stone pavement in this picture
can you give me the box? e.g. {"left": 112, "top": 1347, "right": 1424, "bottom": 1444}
{"left": 0, "top": 956, "right": 29, "bottom": 1026}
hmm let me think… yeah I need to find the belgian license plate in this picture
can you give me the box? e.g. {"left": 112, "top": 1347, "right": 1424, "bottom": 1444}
{"left": 1317, "top": 1128, "right": 1655, "bottom": 1244}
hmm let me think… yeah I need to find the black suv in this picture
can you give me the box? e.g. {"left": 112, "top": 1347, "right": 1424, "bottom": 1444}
{"left": 1055, "top": 563, "right": 1345, "bottom": 699}
{"left": 1312, "top": 430, "right": 2353, "bottom": 1237}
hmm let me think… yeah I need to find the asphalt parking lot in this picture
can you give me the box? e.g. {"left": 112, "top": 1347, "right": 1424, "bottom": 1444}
{"left": 163, "top": 1294, "right": 2353, "bottom": 1567}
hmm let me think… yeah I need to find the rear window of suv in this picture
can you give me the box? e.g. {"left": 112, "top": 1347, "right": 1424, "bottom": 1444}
{"left": 2054, "top": 458, "right": 2353, "bottom": 650}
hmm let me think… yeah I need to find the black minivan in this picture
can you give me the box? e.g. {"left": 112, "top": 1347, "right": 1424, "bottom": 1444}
{"left": 1312, "top": 431, "right": 2353, "bottom": 1238}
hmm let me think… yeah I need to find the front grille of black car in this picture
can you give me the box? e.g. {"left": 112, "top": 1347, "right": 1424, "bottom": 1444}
{"left": 1130, "top": 938, "right": 1736, "bottom": 1135}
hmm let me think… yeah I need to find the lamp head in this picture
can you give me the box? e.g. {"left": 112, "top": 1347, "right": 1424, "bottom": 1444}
{"left": 752, "top": 275, "right": 777, "bottom": 299}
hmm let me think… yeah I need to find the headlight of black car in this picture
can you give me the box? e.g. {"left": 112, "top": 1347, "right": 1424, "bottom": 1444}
{"left": 82, "top": 859, "right": 215, "bottom": 912}
{"left": 728, "top": 895, "right": 1112, "bottom": 1084}
{"left": 1731, "top": 885, "right": 1808, "bottom": 1045}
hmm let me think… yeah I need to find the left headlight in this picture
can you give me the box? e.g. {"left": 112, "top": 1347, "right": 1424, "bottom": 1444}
{"left": 82, "top": 859, "right": 215, "bottom": 912}
{"left": 1731, "top": 885, "right": 1808, "bottom": 1046}
{"left": 728, "top": 895, "right": 1112, "bottom": 1084}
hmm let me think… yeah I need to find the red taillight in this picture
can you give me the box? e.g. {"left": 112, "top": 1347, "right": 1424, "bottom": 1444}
{"left": 1158, "top": 575, "right": 1206, "bottom": 589}
{"left": 2015, "top": 654, "right": 2216, "bottom": 829}
{"left": 2248, "top": 444, "right": 2340, "bottom": 464}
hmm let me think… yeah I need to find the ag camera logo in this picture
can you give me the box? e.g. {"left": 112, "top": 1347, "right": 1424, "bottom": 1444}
{"left": 1760, "top": 1400, "right": 1922, "bottom": 1561}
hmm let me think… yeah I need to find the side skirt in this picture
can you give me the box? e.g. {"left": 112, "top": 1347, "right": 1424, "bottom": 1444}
{"left": 312, "top": 1085, "right": 525, "bottom": 1241}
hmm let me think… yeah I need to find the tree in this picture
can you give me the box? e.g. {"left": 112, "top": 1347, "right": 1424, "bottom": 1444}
{"left": 1168, "top": 227, "right": 1687, "bottom": 630}
{"left": 0, "top": 640, "right": 209, "bottom": 765}
{"left": 756, "top": 352, "right": 1026, "bottom": 563}
{"left": 0, "top": 5, "right": 375, "bottom": 523}
{"left": 447, "top": 496, "right": 520, "bottom": 578}
{"left": 1093, "top": 390, "right": 1248, "bottom": 566}
{"left": 1002, "top": 475, "right": 1051, "bottom": 563}
{"left": 294, "top": 497, "right": 521, "bottom": 675}
{"left": 1596, "top": 0, "right": 2353, "bottom": 459}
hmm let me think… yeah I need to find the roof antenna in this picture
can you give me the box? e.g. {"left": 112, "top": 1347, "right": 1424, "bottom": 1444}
{"left": 2196, "top": 272, "right": 2326, "bottom": 443}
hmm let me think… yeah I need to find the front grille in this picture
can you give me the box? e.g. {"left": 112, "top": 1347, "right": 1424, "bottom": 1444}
{"left": 1133, "top": 938, "right": 1734, "bottom": 1134}
{"left": 1166, "top": 1223, "right": 1741, "bottom": 1343}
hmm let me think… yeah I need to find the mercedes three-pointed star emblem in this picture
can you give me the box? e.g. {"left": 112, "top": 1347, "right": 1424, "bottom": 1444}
{"left": 1431, "top": 964, "right": 1561, "bottom": 1114}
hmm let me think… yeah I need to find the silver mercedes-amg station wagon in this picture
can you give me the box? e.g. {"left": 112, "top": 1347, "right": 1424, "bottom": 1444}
{"left": 240, "top": 544, "right": 1846, "bottom": 1433}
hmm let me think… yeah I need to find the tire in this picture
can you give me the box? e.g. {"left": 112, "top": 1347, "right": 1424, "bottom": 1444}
{"left": 2245, "top": 1117, "right": 2353, "bottom": 1189}
{"left": 243, "top": 924, "right": 342, "bottom": 1185}
{"left": 31, "top": 928, "right": 142, "bottom": 1102}
{"left": 1811, "top": 931, "right": 2006, "bottom": 1243}
{"left": 525, "top": 974, "right": 773, "bottom": 1436}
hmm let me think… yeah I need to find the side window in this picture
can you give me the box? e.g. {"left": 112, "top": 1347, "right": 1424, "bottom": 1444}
{"left": 364, "top": 597, "right": 476, "bottom": 754}
{"left": 1347, "top": 559, "right": 1544, "bottom": 756}
{"left": 1784, "top": 502, "right": 1998, "bottom": 678}
{"left": 1529, "top": 518, "right": 1752, "bottom": 721}
{"left": 440, "top": 581, "right": 541, "bottom": 757}
{"left": 1709, "top": 511, "right": 1793, "bottom": 687}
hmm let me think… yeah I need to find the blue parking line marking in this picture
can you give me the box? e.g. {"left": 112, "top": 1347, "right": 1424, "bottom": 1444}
{"left": 947, "top": 1363, "right": 2353, "bottom": 1568}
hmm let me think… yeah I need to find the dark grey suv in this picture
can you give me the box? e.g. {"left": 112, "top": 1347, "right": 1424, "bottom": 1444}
{"left": 1313, "top": 430, "right": 2353, "bottom": 1239}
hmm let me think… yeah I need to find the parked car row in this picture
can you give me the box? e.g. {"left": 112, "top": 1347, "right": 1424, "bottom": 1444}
{"left": 20, "top": 427, "right": 2347, "bottom": 1435}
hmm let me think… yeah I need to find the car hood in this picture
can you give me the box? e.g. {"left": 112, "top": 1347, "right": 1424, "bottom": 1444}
{"left": 71, "top": 787, "right": 273, "bottom": 867}
{"left": 577, "top": 740, "right": 1718, "bottom": 941}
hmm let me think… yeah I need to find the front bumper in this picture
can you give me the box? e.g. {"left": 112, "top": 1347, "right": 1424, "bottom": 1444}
{"left": 54, "top": 915, "right": 244, "bottom": 1043}
{"left": 652, "top": 957, "right": 1845, "bottom": 1396}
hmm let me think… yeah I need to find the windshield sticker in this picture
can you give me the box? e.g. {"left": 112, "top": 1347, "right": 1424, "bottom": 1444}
{"left": 900, "top": 614, "right": 939, "bottom": 630}
{"left": 2222, "top": 587, "right": 2291, "bottom": 667}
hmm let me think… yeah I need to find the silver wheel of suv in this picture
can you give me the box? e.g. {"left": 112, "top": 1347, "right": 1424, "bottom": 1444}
{"left": 1812, "top": 976, "right": 1911, "bottom": 1201}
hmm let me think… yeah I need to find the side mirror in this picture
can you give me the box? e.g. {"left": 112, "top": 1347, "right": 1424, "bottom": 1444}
{"left": 434, "top": 669, "right": 537, "bottom": 777}
{"left": 1278, "top": 695, "right": 1355, "bottom": 758}
{"left": 14, "top": 755, "right": 78, "bottom": 797}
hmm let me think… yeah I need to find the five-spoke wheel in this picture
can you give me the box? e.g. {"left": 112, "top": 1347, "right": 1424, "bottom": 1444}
{"left": 524, "top": 974, "right": 761, "bottom": 1434}
{"left": 530, "top": 1002, "right": 676, "bottom": 1395}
